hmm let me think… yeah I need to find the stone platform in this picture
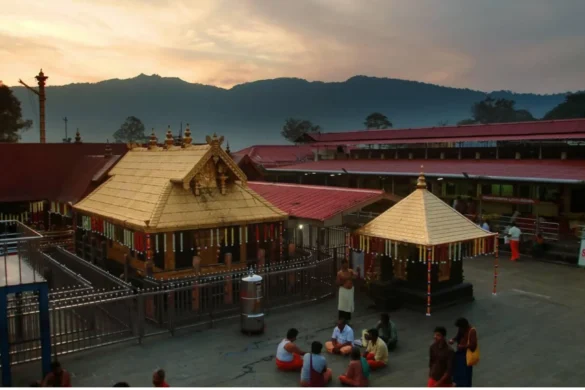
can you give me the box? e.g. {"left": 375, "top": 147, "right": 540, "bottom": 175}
{"left": 10, "top": 254, "right": 585, "bottom": 387}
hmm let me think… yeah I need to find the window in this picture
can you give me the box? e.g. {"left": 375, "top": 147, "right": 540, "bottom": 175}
{"left": 518, "top": 185, "right": 532, "bottom": 199}
{"left": 487, "top": 184, "right": 514, "bottom": 197}
{"left": 445, "top": 182, "right": 457, "bottom": 196}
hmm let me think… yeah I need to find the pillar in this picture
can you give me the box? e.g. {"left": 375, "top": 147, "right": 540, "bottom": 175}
{"left": 192, "top": 256, "right": 201, "bottom": 311}
{"left": 224, "top": 253, "right": 233, "bottom": 304}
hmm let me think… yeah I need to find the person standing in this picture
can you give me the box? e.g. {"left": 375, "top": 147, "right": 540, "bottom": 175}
{"left": 507, "top": 223, "right": 522, "bottom": 261}
{"left": 300, "top": 341, "right": 333, "bottom": 387}
{"left": 363, "top": 329, "right": 388, "bottom": 370}
{"left": 276, "top": 328, "right": 306, "bottom": 371}
{"left": 428, "top": 326, "right": 454, "bottom": 387}
{"left": 449, "top": 318, "right": 478, "bottom": 387}
{"left": 336, "top": 259, "right": 356, "bottom": 322}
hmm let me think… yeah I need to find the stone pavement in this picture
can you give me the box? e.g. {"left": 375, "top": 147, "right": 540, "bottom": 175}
{"left": 11, "top": 255, "right": 585, "bottom": 387}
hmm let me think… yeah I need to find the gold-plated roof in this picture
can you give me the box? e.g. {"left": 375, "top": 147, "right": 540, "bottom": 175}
{"left": 73, "top": 136, "right": 287, "bottom": 232}
{"left": 356, "top": 176, "right": 494, "bottom": 246}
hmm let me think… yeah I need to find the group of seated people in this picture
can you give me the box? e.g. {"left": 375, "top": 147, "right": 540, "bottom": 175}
{"left": 275, "top": 314, "right": 398, "bottom": 386}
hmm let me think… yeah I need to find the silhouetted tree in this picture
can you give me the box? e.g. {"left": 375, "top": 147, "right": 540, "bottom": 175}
{"left": 457, "top": 119, "right": 478, "bottom": 126}
{"left": 281, "top": 118, "right": 322, "bottom": 143}
{"left": 437, "top": 120, "right": 449, "bottom": 127}
{"left": 457, "top": 96, "right": 535, "bottom": 125}
{"left": 0, "top": 84, "right": 32, "bottom": 142}
{"left": 364, "top": 112, "right": 392, "bottom": 129}
{"left": 543, "top": 92, "right": 585, "bottom": 120}
{"left": 113, "top": 116, "right": 147, "bottom": 143}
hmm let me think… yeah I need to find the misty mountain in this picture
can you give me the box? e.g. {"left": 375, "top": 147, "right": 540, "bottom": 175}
{"left": 12, "top": 74, "right": 570, "bottom": 150}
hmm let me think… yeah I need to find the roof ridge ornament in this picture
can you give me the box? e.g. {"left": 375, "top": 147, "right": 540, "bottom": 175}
{"left": 149, "top": 128, "right": 158, "bottom": 149}
{"left": 416, "top": 165, "right": 427, "bottom": 189}
{"left": 205, "top": 133, "right": 224, "bottom": 147}
{"left": 74, "top": 129, "right": 82, "bottom": 144}
{"left": 164, "top": 125, "right": 174, "bottom": 148}
{"left": 183, "top": 123, "right": 192, "bottom": 147}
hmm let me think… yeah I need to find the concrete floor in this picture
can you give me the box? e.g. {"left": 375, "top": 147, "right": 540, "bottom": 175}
{"left": 11, "top": 254, "right": 585, "bottom": 387}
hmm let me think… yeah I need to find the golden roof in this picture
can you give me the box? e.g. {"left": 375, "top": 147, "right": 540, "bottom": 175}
{"left": 73, "top": 133, "right": 287, "bottom": 232}
{"left": 356, "top": 172, "right": 494, "bottom": 246}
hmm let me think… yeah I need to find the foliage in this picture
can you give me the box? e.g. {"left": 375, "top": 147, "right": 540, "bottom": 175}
{"left": 281, "top": 118, "right": 322, "bottom": 143}
{"left": 364, "top": 112, "right": 392, "bottom": 129}
{"left": 437, "top": 120, "right": 449, "bottom": 127}
{"left": 113, "top": 116, "right": 147, "bottom": 143}
{"left": 458, "top": 96, "right": 535, "bottom": 125}
{"left": 0, "top": 84, "right": 32, "bottom": 142}
{"left": 456, "top": 119, "right": 478, "bottom": 126}
{"left": 543, "top": 92, "right": 585, "bottom": 120}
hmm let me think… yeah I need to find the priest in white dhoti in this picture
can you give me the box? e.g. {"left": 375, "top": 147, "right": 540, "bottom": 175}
{"left": 337, "top": 259, "right": 356, "bottom": 321}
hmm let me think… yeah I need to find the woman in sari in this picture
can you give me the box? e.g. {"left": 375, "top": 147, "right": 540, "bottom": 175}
{"left": 339, "top": 347, "right": 370, "bottom": 387}
{"left": 449, "top": 318, "right": 477, "bottom": 387}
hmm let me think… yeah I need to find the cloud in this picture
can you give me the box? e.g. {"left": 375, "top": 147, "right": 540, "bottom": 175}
{"left": 1, "top": 0, "right": 585, "bottom": 92}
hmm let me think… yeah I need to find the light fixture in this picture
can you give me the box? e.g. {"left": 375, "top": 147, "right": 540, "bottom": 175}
{"left": 437, "top": 177, "right": 444, "bottom": 181}
{"left": 298, "top": 224, "right": 303, "bottom": 230}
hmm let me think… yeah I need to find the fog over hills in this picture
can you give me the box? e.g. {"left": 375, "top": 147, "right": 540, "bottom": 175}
{"left": 12, "top": 74, "right": 569, "bottom": 150}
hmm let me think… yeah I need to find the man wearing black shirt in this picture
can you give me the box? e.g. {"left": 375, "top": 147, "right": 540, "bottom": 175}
{"left": 428, "top": 326, "right": 454, "bottom": 387}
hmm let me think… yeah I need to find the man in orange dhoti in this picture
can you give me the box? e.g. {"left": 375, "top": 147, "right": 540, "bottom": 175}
{"left": 276, "top": 328, "right": 306, "bottom": 371}
{"left": 507, "top": 223, "right": 522, "bottom": 261}
{"left": 325, "top": 318, "right": 354, "bottom": 355}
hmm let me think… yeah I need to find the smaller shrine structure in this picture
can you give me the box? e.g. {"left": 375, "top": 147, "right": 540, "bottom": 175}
{"left": 73, "top": 126, "right": 287, "bottom": 280}
{"left": 352, "top": 168, "right": 498, "bottom": 315}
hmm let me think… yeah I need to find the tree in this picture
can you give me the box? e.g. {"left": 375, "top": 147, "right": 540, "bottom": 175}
{"left": 113, "top": 116, "right": 147, "bottom": 143}
{"left": 437, "top": 120, "right": 449, "bottom": 127}
{"left": 457, "top": 96, "right": 535, "bottom": 125}
{"left": 364, "top": 112, "right": 392, "bottom": 129}
{"left": 457, "top": 119, "right": 478, "bottom": 126}
{"left": 0, "top": 84, "right": 33, "bottom": 142}
{"left": 281, "top": 118, "right": 322, "bottom": 143}
{"left": 543, "top": 92, "right": 585, "bottom": 120}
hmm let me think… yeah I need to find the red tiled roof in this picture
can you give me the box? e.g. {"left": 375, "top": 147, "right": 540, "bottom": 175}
{"left": 267, "top": 159, "right": 585, "bottom": 184}
{"left": 233, "top": 144, "right": 333, "bottom": 168}
{"left": 304, "top": 119, "right": 585, "bottom": 144}
{"left": 247, "top": 181, "right": 386, "bottom": 222}
{"left": 0, "top": 143, "right": 128, "bottom": 202}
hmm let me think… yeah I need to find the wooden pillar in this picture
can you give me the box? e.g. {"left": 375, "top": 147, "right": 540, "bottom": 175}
{"left": 164, "top": 232, "right": 175, "bottom": 271}
{"left": 224, "top": 253, "right": 233, "bottom": 304}
{"left": 145, "top": 233, "right": 154, "bottom": 319}
{"left": 492, "top": 235, "right": 499, "bottom": 296}
{"left": 257, "top": 248, "right": 266, "bottom": 268}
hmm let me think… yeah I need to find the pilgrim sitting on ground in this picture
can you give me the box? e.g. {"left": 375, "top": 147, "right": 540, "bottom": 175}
{"left": 325, "top": 318, "right": 354, "bottom": 355}
{"left": 275, "top": 328, "right": 306, "bottom": 371}
{"left": 339, "top": 346, "right": 370, "bottom": 387}
{"left": 359, "top": 313, "right": 398, "bottom": 350}
{"left": 363, "top": 328, "right": 388, "bottom": 370}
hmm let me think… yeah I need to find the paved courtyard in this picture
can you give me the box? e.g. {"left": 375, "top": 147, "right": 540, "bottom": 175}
{"left": 12, "top": 255, "right": 585, "bottom": 387}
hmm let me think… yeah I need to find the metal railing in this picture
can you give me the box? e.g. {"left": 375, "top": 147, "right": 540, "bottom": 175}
{"left": 3, "top": 248, "right": 337, "bottom": 367}
{"left": 465, "top": 214, "right": 560, "bottom": 241}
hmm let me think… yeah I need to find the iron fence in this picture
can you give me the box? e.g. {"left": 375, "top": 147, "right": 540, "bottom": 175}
{"left": 3, "top": 250, "right": 337, "bottom": 367}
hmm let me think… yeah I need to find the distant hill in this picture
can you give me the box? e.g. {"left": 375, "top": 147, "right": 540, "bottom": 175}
{"left": 12, "top": 74, "right": 572, "bottom": 150}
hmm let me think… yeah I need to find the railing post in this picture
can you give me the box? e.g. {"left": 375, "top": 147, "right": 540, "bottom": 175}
{"left": 167, "top": 285, "right": 175, "bottom": 336}
{"left": 136, "top": 292, "right": 145, "bottom": 343}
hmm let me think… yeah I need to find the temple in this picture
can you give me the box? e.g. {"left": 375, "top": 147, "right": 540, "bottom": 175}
{"left": 351, "top": 169, "right": 497, "bottom": 313}
{"left": 72, "top": 126, "right": 287, "bottom": 280}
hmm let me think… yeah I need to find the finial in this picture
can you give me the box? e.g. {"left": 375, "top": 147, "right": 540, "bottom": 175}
{"left": 226, "top": 140, "right": 231, "bottom": 154}
{"left": 105, "top": 139, "right": 112, "bottom": 157}
{"left": 165, "top": 125, "right": 174, "bottom": 148}
{"left": 416, "top": 165, "right": 427, "bottom": 189}
{"left": 149, "top": 128, "right": 158, "bottom": 149}
{"left": 74, "top": 129, "right": 82, "bottom": 143}
{"left": 183, "top": 123, "right": 192, "bottom": 146}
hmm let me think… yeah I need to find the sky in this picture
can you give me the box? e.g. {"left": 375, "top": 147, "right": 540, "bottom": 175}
{"left": 2, "top": 0, "right": 585, "bottom": 94}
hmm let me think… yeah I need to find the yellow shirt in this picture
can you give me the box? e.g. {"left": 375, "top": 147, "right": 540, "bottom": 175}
{"left": 366, "top": 337, "right": 389, "bottom": 364}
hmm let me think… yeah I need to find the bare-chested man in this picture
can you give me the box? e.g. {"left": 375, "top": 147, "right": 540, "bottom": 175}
{"left": 337, "top": 259, "right": 356, "bottom": 321}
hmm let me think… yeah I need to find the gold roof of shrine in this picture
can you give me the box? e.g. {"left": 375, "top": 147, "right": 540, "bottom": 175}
{"left": 73, "top": 132, "right": 287, "bottom": 232}
{"left": 356, "top": 170, "right": 495, "bottom": 246}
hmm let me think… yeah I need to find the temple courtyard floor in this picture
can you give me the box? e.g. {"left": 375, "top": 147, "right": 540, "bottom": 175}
{"left": 11, "top": 254, "right": 585, "bottom": 387}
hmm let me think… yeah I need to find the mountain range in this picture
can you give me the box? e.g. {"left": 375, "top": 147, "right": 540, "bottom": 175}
{"left": 12, "top": 74, "right": 572, "bottom": 150}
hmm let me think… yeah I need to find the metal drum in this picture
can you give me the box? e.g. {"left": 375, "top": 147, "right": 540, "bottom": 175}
{"left": 241, "top": 270, "right": 264, "bottom": 334}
